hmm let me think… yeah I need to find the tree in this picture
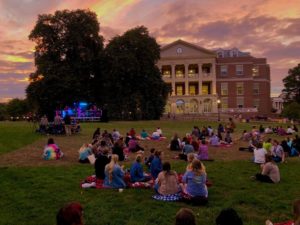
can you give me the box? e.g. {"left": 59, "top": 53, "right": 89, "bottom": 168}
{"left": 0, "top": 103, "right": 7, "bottom": 120}
{"left": 6, "top": 99, "right": 29, "bottom": 118}
{"left": 102, "top": 26, "right": 169, "bottom": 120}
{"left": 282, "top": 63, "right": 300, "bottom": 103}
{"left": 26, "top": 9, "right": 103, "bottom": 118}
{"left": 281, "top": 102, "right": 300, "bottom": 120}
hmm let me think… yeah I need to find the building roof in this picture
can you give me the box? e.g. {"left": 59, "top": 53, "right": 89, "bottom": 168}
{"left": 161, "top": 39, "right": 216, "bottom": 56}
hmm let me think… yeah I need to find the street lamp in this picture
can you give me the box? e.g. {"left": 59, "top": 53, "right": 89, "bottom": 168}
{"left": 217, "top": 99, "right": 221, "bottom": 121}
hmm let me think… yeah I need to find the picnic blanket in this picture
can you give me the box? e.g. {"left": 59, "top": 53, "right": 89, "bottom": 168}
{"left": 152, "top": 193, "right": 182, "bottom": 202}
{"left": 274, "top": 221, "right": 293, "bottom": 225}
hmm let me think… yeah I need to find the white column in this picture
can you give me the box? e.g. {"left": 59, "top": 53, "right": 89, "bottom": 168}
{"left": 198, "top": 63, "right": 202, "bottom": 96}
{"left": 211, "top": 62, "right": 217, "bottom": 95}
{"left": 171, "top": 64, "right": 176, "bottom": 96}
{"left": 185, "top": 64, "right": 189, "bottom": 95}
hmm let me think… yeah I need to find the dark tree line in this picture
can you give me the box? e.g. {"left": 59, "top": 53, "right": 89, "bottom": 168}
{"left": 282, "top": 63, "right": 300, "bottom": 119}
{"left": 26, "top": 9, "right": 169, "bottom": 120}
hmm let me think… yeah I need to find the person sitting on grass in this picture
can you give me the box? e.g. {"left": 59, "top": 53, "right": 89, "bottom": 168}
{"left": 254, "top": 154, "right": 280, "bottom": 184}
{"left": 224, "top": 131, "right": 233, "bottom": 144}
{"left": 271, "top": 140, "right": 285, "bottom": 163}
{"left": 95, "top": 148, "right": 111, "bottom": 180}
{"left": 198, "top": 139, "right": 209, "bottom": 160}
{"left": 253, "top": 142, "right": 267, "bottom": 164}
{"left": 266, "top": 199, "right": 300, "bottom": 225}
{"left": 263, "top": 138, "right": 273, "bottom": 153}
{"left": 130, "top": 154, "right": 151, "bottom": 183}
{"left": 43, "top": 138, "right": 64, "bottom": 160}
{"left": 150, "top": 150, "right": 163, "bottom": 179}
{"left": 210, "top": 133, "right": 220, "bottom": 146}
{"left": 179, "top": 140, "right": 194, "bottom": 161}
{"left": 128, "top": 136, "right": 144, "bottom": 152}
{"left": 216, "top": 208, "right": 243, "bottom": 225}
{"left": 78, "top": 143, "right": 92, "bottom": 163}
{"left": 112, "top": 139, "right": 125, "bottom": 161}
{"left": 145, "top": 148, "right": 155, "bottom": 168}
{"left": 154, "top": 162, "right": 180, "bottom": 195}
{"left": 175, "top": 208, "right": 196, "bottom": 225}
{"left": 140, "top": 129, "right": 149, "bottom": 140}
{"left": 170, "top": 133, "right": 181, "bottom": 151}
{"left": 186, "top": 153, "right": 195, "bottom": 171}
{"left": 103, "top": 154, "right": 126, "bottom": 188}
{"left": 56, "top": 202, "right": 84, "bottom": 225}
{"left": 182, "top": 159, "right": 208, "bottom": 201}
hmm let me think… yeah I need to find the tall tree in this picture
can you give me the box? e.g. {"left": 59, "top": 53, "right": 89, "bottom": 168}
{"left": 102, "top": 26, "right": 169, "bottom": 120}
{"left": 26, "top": 9, "right": 103, "bottom": 118}
{"left": 282, "top": 63, "right": 300, "bottom": 103}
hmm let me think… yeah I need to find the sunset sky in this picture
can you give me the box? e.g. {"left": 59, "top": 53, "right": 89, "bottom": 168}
{"left": 0, "top": 0, "right": 300, "bottom": 102}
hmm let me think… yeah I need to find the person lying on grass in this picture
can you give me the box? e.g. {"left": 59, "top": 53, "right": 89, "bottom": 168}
{"left": 154, "top": 162, "right": 180, "bottom": 196}
{"left": 103, "top": 154, "right": 126, "bottom": 188}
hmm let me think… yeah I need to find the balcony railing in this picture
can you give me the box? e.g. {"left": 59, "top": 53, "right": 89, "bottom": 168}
{"left": 188, "top": 73, "right": 198, "bottom": 78}
{"left": 202, "top": 72, "right": 211, "bottom": 77}
{"left": 175, "top": 73, "right": 185, "bottom": 78}
{"left": 163, "top": 74, "right": 171, "bottom": 78}
{"left": 220, "top": 108, "right": 258, "bottom": 113}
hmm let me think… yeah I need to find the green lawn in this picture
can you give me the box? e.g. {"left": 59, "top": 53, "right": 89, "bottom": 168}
{"left": 0, "top": 121, "right": 42, "bottom": 154}
{"left": 0, "top": 120, "right": 299, "bottom": 225}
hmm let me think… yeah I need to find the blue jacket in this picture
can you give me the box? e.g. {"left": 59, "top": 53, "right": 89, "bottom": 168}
{"left": 130, "top": 162, "right": 144, "bottom": 182}
{"left": 183, "top": 171, "right": 208, "bottom": 197}
{"left": 150, "top": 156, "right": 162, "bottom": 179}
{"left": 104, "top": 165, "right": 126, "bottom": 188}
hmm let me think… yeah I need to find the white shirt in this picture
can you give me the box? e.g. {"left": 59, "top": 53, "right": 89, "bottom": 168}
{"left": 254, "top": 147, "right": 267, "bottom": 164}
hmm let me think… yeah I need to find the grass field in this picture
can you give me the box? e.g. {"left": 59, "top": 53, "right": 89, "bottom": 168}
{"left": 0, "top": 120, "right": 299, "bottom": 225}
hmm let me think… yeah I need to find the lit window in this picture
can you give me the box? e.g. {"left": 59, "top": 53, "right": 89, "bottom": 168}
{"left": 236, "top": 65, "right": 243, "bottom": 75}
{"left": 253, "top": 83, "right": 259, "bottom": 95}
{"left": 175, "top": 65, "right": 185, "bottom": 78}
{"left": 189, "top": 85, "right": 196, "bottom": 95}
{"left": 220, "top": 65, "right": 227, "bottom": 76}
{"left": 236, "top": 82, "right": 244, "bottom": 95}
{"left": 221, "top": 83, "right": 228, "bottom": 96}
{"left": 176, "top": 84, "right": 184, "bottom": 96}
{"left": 202, "top": 83, "right": 211, "bottom": 95}
{"left": 252, "top": 65, "right": 259, "bottom": 76}
{"left": 162, "top": 65, "right": 172, "bottom": 78}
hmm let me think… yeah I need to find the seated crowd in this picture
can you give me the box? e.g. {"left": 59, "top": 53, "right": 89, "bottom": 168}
{"left": 47, "top": 120, "right": 299, "bottom": 224}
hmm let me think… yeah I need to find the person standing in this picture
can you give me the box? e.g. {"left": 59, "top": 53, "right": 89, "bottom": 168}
{"left": 64, "top": 113, "right": 72, "bottom": 136}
